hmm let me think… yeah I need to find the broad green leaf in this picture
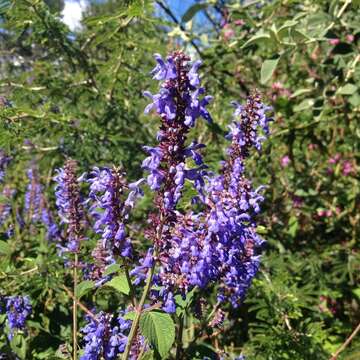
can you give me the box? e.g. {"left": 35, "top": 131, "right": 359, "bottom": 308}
{"left": 75, "top": 280, "right": 95, "bottom": 299}
{"left": 349, "top": 93, "right": 360, "bottom": 107}
{"left": 139, "top": 311, "right": 175, "bottom": 358}
{"left": 123, "top": 311, "right": 136, "bottom": 320}
{"left": 106, "top": 274, "right": 130, "bottom": 295}
{"left": 181, "top": 3, "right": 209, "bottom": 23}
{"left": 337, "top": 84, "right": 357, "bottom": 95}
{"left": 0, "top": 240, "right": 11, "bottom": 255}
{"left": 260, "top": 58, "right": 280, "bottom": 84}
{"left": 103, "top": 263, "right": 121, "bottom": 276}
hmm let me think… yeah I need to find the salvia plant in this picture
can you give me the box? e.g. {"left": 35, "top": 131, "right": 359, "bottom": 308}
{"left": 0, "top": 51, "right": 271, "bottom": 360}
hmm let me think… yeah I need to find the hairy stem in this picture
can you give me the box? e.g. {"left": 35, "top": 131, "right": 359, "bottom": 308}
{"left": 124, "top": 263, "right": 137, "bottom": 308}
{"left": 73, "top": 253, "right": 78, "bottom": 360}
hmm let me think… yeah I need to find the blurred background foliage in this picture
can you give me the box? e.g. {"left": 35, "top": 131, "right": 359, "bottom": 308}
{"left": 0, "top": 0, "right": 359, "bottom": 359}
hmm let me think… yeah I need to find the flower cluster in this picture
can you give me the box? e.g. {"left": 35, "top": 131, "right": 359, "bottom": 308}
{"left": 54, "top": 159, "right": 86, "bottom": 253}
{"left": 89, "top": 167, "right": 142, "bottom": 257}
{"left": 88, "top": 167, "right": 143, "bottom": 283}
{"left": 1, "top": 295, "right": 32, "bottom": 339}
{"left": 80, "top": 310, "right": 144, "bottom": 360}
{"left": 24, "top": 167, "right": 42, "bottom": 222}
{"left": 0, "top": 186, "right": 15, "bottom": 228}
{"left": 0, "top": 149, "right": 11, "bottom": 183}
{"left": 142, "top": 52, "right": 211, "bottom": 274}
{"left": 0, "top": 150, "right": 13, "bottom": 237}
{"left": 139, "top": 51, "right": 271, "bottom": 313}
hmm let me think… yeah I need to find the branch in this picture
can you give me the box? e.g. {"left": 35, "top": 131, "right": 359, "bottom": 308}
{"left": 155, "top": 0, "right": 204, "bottom": 58}
{"left": 330, "top": 322, "right": 360, "bottom": 360}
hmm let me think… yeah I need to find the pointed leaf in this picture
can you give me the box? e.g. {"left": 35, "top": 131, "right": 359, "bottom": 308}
{"left": 106, "top": 274, "right": 130, "bottom": 295}
{"left": 337, "top": 84, "right": 357, "bottom": 95}
{"left": 75, "top": 280, "right": 95, "bottom": 299}
{"left": 0, "top": 240, "right": 11, "bottom": 255}
{"left": 139, "top": 311, "right": 175, "bottom": 358}
{"left": 261, "top": 58, "right": 280, "bottom": 84}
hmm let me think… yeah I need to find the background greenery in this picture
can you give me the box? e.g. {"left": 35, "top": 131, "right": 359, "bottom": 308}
{"left": 0, "top": 0, "right": 359, "bottom": 359}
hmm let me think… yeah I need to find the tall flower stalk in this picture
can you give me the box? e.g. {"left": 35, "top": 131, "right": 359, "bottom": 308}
{"left": 123, "top": 51, "right": 212, "bottom": 359}
{"left": 54, "top": 159, "right": 86, "bottom": 360}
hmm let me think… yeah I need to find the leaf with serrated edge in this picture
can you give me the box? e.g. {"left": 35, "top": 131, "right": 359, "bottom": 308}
{"left": 106, "top": 274, "right": 130, "bottom": 295}
{"left": 139, "top": 311, "right": 175, "bottom": 358}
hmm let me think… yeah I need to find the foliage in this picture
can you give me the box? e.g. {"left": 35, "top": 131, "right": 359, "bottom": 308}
{"left": 0, "top": 0, "right": 359, "bottom": 359}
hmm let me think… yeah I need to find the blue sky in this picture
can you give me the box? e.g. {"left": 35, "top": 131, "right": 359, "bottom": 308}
{"left": 62, "top": 0, "right": 200, "bottom": 30}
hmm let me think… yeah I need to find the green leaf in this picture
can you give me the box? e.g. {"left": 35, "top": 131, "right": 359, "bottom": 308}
{"left": 352, "top": 288, "right": 360, "bottom": 300}
{"left": 140, "top": 350, "right": 154, "bottom": 360}
{"left": 261, "top": 57, "right": 280, "bottom": 84}
{"left": 139, "top": 311, "right": 175, "bottom": 358}
{"left": 75, "top": 280, "right": 95, "bottom": 299}
{"left": 0, "top": 240, "right": 11, "bottom": 255}
{"left": 290, "top": 88, "right": 312, "bottom": 98}
{"left": 182, "top": 3, "right": 209, "bottom": 23}
{"left": 242, "top": 32, "right": 271, "bottom": 48}
{"left": 106, "top": 274, "right": 130, "bottom": 295}
{"left": 123, "top": 311, "right": 136, "bottom": 321}
{"left": 103, "top": 263, "right": 121, "bottom": 276}
{"left": 337, "top": 84, "right": 357, "bottom": 95}
{"left": 175, "top": 287, "right": 196, "bottom": 316}
{"left": 293, "top": 99, "right": 314, "bottom": 112}
{"left": 0, "top": 0, "right": 11, "bottom": 15}
{"left": 288, "top": 216, "right": 299, "bottom": 238}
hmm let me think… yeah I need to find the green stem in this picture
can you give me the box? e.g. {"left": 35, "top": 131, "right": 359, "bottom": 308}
{"left": 175, "top": 314, "right": 184, "bottom": 360}
{"left": 73, "top": 253, "right": 78, "bottom": 360}
{"left": 122, "top": 260, "right": 156, "bottom": 360}
{"left": 124, "top": 263, "right": 137, "bottom": 308}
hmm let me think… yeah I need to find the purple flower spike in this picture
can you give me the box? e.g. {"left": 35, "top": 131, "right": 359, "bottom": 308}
{"left": 54, "top": 159, "right": 86, "bottom": 254}
{"left": 89, "top": 167, "right": 140, "bottom": 258}
{"left": 152, "top": 92, "right": 271, "bottom": 309}
{"left": 25, "top": 167, "right": 42, "bottom": 222}
{"left": 0, "top": 149, "right": 11, "bottom": 183}
{"left": 5, "top": 295, "right": 32, "bottom": 340}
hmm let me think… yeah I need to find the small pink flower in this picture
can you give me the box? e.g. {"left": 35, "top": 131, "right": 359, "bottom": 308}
{"left": 317, "top": 210, "right": 326, "bottom": 217}
{"left": 308, "top": 143, "right": 318, "bottom": 151}
{"left": 325, "top": 210, "right": 333, "bottom": 217}
{"left": 328, "top": 153, "right": 341, "bottom": 164}
{"left": 223, "top": 24, "right": 235, "bottom": 41}
{"left": 280, "top": 155, "right": 290, "bottom": 167}
{"left": 272, "top": 82, "right": 283, "bottom": 90}
{"left": 329, "top": 38, "right": 340, "bottom": 45}
{"left": 234, "top": 19, "right": 244, "bottom": 26}
{"left": 346, "top": 34, "right": 354, "bottom": 43}
{"left": 342, "top": 160, "right": 354, "bottom": 176}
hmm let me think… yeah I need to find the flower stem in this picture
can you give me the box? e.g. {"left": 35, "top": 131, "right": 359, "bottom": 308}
{"left": 122, "top": 258, "right": 156, "bottom": 360}
{"left": 73, "top": 253, "right": 78, "bottom": 360}
{"left": 175, "top": 314, "right": 184, "bottom": 360}
{"left": 124, "top": 262, "right": 137, "bottom": 308}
